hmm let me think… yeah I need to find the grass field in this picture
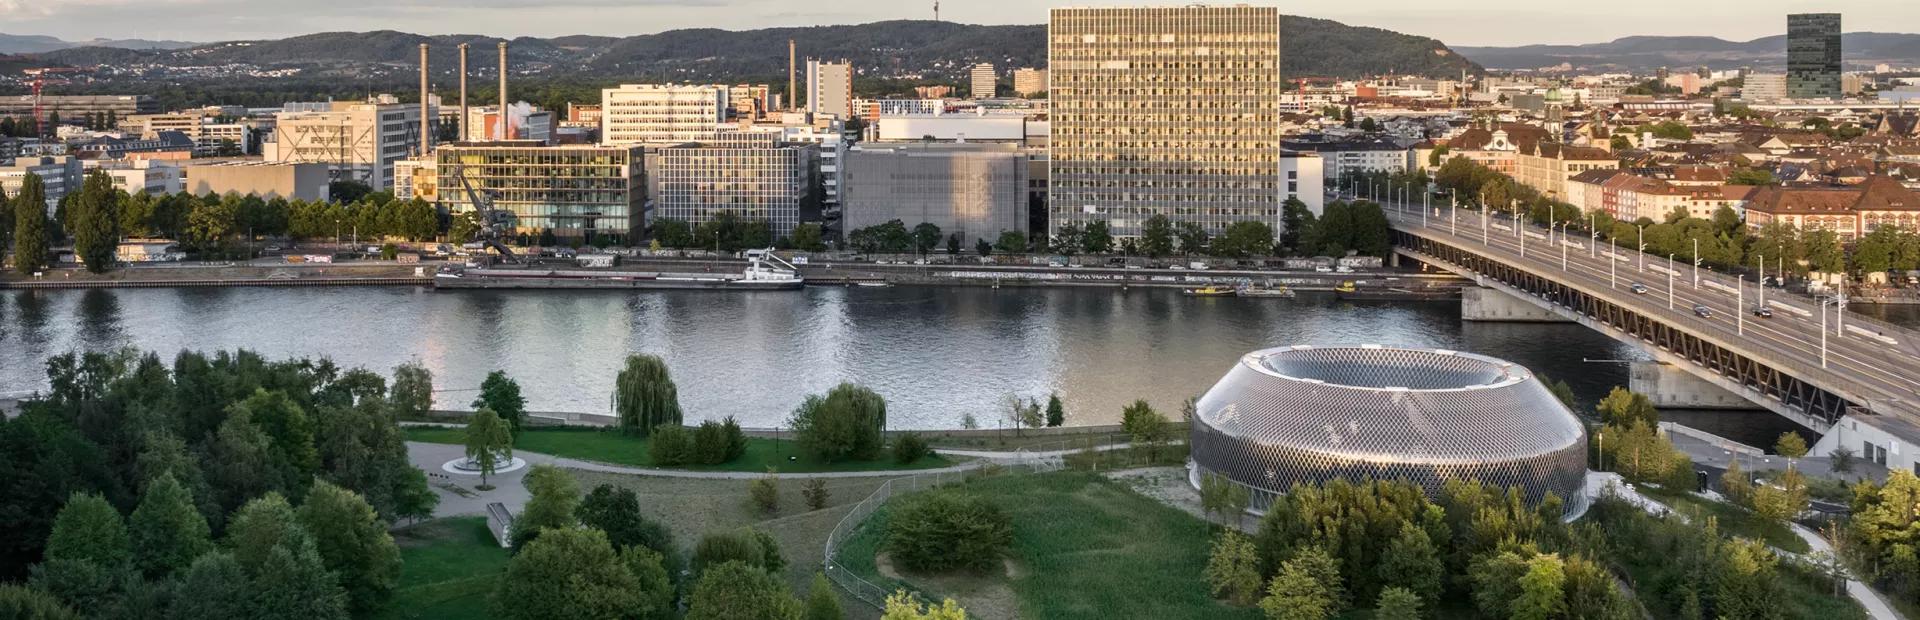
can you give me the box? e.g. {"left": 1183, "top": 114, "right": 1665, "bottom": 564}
{"left": 841, "top": 470, "right": 1261, "bottom": 620}
{"left": 1635, "top": 484, "right": 1811, "bottom": 554}
{"left": 374, "top": 517, "right": 511, "bottom": 620}
{"left": 404, "top": 426, "right": 956, "bottom": 473}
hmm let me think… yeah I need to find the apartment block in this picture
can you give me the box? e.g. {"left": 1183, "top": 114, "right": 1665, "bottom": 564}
{"left": 600, "top": 84, "right": 728, "bottom": 146}
{"left": 806, "top": 61, "right": 854, "bottom": 120}
{"left": 1013, "top": 68, "right": 1049, "bottom": 97}
{"left": 971, "top": 63, "right": 997, "bottom": 99}
{"left": 436, "top": 141, "right": 645, "bottom": 240}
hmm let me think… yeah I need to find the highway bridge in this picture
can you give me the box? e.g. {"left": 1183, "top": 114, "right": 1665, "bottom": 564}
{"left": 1374, "top": 198, "right": 1920, "bottom": 459}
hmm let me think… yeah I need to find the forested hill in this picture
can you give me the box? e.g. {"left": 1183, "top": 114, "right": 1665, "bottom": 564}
{"left": 19, "top": 18, "right": 1481, "bottom": 82}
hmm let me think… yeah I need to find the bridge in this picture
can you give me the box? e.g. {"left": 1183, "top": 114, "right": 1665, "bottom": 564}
{"left": 1373, "top": 198, "right": 1920, "bottom": 459}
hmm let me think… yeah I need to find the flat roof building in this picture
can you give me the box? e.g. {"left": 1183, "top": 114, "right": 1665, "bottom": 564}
{"left": 971, "top": 63, "right": 997, "bottom": 99}
{"left": 653, "top": 131, "right": 815, "bottom": 241}
{"left": 0, "top": 155, "right": 83, "bottom": 214}
{"left": 260, "top": 98, "right": 432, "bottom": 190}
{"left": 1013, "top": 68, "right": 1048, "bottom": 97}
{"left": 841, "top": 143, "right": 1029, "bottom": 243}
{"left": 437, "top": 141, "right": 645, "bottom": 242}
{"left": 1788, "top": 13, "right": 1844, "bottom": 100}
{"left": 600, "top": 84, "right": 728, "bottom": 146}
{"left": 806, "top": 61, "right": 853, "bottom": 121}
{"left": 0, "top": 95, "right": 158, "bottom": 120}
{"left": 179, "top": 160, "right": 332, "bottom": 202}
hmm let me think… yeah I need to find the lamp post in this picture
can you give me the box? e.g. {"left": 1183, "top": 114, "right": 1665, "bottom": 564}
{"left": 1637, "top": 225, "right": 1646, "bottom": 273}
{"left": 1756, "top": 253, "right": 1765, "bottom": 306}
{"left": 1610, "top": 238, "right": 1617, "bottom": 288}
{"left": 1589, "top": 212, "right": 1598, "bottom": 258}
{"left": 1559, "top": 223, "right": 1569, "bottom": 271}
{"left": 1668, "top": 254, "right": 1676, "bottom": 310}
{"left": 1692, "top": 237, "right": 1700, "bottom": 290}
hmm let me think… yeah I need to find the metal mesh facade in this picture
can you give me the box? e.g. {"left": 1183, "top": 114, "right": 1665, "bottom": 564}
{"left": 1190, "top": 345, "right": 1588, "bottom": 516}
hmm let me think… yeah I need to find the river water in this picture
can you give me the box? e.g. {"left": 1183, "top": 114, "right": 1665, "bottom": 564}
{"left": 2, "top": 285, "right": 1906, "bottom": 442}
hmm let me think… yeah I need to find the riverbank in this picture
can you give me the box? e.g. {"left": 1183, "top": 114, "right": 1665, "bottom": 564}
{"left": 0, "top": 262, "right": 430, "bottom": 289}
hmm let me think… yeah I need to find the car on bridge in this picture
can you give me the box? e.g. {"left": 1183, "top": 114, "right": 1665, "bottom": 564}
{"left": 1751, "top": 305, "right": 1773, "bottom": 318}
{"left": 1630, "top": 282, "right": 1649, "bottom": 294}
{"left": 1693, "top": 304, "right": 1714, "bottom": 318}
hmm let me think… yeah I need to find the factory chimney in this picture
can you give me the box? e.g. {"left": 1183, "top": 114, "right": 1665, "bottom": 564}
{"left": 418, "top": 44, "right": 431, "bottom": 157}
{"left": 498, "top": 41, "right": 510, "bottom": 140}
{"left": 458, "top": 43, "right": 469, "bottom": 143}
{"left": 788, "top": 40, "right": 796, "bottom": 112}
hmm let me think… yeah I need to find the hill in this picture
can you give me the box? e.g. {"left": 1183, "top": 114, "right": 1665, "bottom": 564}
{"left": 0, "top": 33, "right": 201, "bottom": 54}
{"left": 18, "top": 18, "right": 1480, "bottom": 82}
{"left": 1458, "top": 31, "right": 1920, "bottom": 71}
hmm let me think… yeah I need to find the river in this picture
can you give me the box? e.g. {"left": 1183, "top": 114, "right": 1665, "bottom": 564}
{"left": 4, "top": 285, "right": 1904, "bottom": 443}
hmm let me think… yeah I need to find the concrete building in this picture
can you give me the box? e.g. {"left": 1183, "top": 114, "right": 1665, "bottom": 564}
{"left": 0, "top": 155, "right": 82, "bottom": 214}
{"left": 653, "top": 131, "right": 815, "bottom": 240}
{"left": 971, "top": 63, "right": 997, "bottom": 99}
{"left": 0, "top": 95, "right": 157, "bottom": 120}
{"left": 1788, "top": 13, "right": 1844, "bottom": 100}
{"left": 464, "top": 106, "right": 554, "bottom": 144}
{"left": 565, "top": 103, "right": 602, "bottom": 127}
{"left": 85, "top": 159, "right": 182, "bottom": 196}
{"left": 914, "top": 85, "right": 954, "bottom": 99}
{"left": 1013, "top": 68, "right": 1049, "bottom": 97}
{"left": 437, "top": 141, "right": 645, "bottom": 240}
{"left": 1744, "top": 74, "right": 1788, "bottom": 101}
{"left": 600, "top": 85, "right": 728, "bottom": 146}
{"left": 1049, "top": 5, "right": 1283, "bottom": 239}
{"left": 807, "top": 61, "right": 854, "bottom": 121}
{"left": 874, "top": 114, "right": 1033, "bottom": 143}
{"left": 735, "top": 122, "right": 848, "bottom": 221}
{"left": 841, "top": 143, "right": 1029, "bottom": 242}
{"left": 726, "top": 85, "right": 776, "bottom": 120}
{"left": 1280, "top": 152, "right": 1326, "bottom": 216}
{"left": 260, "top": 98, "right": 432, "bottom": 190}
{"left": 179, "top": 161, "right": 332, "bottom": 202}
{"left": 1288, "top": 139, "right": 1411, "bottom": 184}
{"left": 393, "top": 156, "right": 437, "bottom": 202}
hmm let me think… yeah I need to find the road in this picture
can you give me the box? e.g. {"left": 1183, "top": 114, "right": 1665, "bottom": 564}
{"left": 1371, "top": 196, "right": 1920, "bottom": 427}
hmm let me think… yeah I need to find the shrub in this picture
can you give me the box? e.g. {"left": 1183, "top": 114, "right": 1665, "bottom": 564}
{"left": 789, "top": 383, "right": 887, "bottom": 462}
{"left": 691, "top": 529, "right": 763, "bottom": 577}
{"left": 884, "top": 489, "right": 1013, "bottom": 573}
{"left": 650, "top": 424, "right": 693, "bottom": 466}
{"left": 892, "top": 432, "right": 931, "bottom": 465}
{"left": 723, "top": 416, "right": 748, "bottom": 461}
{"left": 693, "top": 420, "right": 730, "bottom": 465}
{"left": 803, "top": 479, "right": 830, "bottom": 511}
{"left": 750, "top": 471, "right": 780, "bottom": 516}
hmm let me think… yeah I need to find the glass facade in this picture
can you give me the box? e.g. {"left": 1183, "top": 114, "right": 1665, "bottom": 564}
{"left": 434, "top": 144, "right": 643, "bottom": 239}
{"left": 1047, "top": 6, "right": 1282, "bottom": 239}
{"left": 655, "top": 132, "right": 814, "bottom": 240}
{"left": 1787, "top": 13, "right": 1842, "bottom": 100}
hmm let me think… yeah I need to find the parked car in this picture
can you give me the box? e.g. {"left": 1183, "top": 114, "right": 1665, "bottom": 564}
{"left": 1693, "top": 304, "right": 1715, "bottom": 318}
{"left": 1629, "top": 282, "right": 1649, "bottom": 294}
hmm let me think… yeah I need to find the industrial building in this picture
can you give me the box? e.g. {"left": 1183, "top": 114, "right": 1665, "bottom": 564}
{"left": 0, "top": 95, "right": 159, "bottom": 120}
{"left": 260, "top": 97, "right": 433, "bottom": 190}
{"left": 464, "top": 106, "right": 554, "bottom": 144}
{"left": 840, "top": 143, "right": 1030, "bottom": 243}
{"left": 652, "top": 131, "right": 815, "bottom": 241}
{"left": 436, "top": 141, "right": 645, "bottom": 241}
{"left": 85, "top": 159, "right": 183, "bottom": 196}
{"left": 599, "top": 85, "right": 728, "bottom": 146}
{"left": 179, "top": 160, "right": 332, "bottom": 202}
{"left": 1188, "top": 346, "right": 1588, "bottom": 516}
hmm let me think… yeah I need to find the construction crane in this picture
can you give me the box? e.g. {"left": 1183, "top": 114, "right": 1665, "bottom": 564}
{"left": 445, "top": 162, "right": 520, "bottom": 263}
{"left": 23, "top": 66, "right": 99, "bottom": 139}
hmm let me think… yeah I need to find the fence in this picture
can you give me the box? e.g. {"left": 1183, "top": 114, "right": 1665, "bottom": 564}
{"left": 820, "top": 465, "right": 1025, "bottom": 610}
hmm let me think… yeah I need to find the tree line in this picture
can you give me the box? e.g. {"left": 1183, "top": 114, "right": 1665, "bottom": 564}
{"left": 648, "top": 213, "right": 826, "bottom": 254}
{"left": 836, "top": 201, "right": 1390, "bottom": 262}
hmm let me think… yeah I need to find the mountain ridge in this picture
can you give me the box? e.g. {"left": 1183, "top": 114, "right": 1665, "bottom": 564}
{"left": 1457, "top": 31, "right": 1920, "bottom": 70}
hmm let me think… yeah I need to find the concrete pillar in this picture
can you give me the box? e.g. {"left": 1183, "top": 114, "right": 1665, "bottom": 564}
{"left": 1460, "top": 287, "right": 1573, "bottom": 323}
{"left": 1630, "top": 361, "right": 1753, "bottom": 409}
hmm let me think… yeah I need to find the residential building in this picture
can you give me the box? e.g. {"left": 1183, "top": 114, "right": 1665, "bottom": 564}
{"left": 841, "top": 143, "right": 1029, "bottom": 242}
{"left": 1014, "top": 68, "right": 1048, "bottom": 97}
{"left": 1280, "top": 152, "right": 1326, "bottom": 216}
{"left": 84, "top": 159, "right": 182, "bottom": 196}
{"left": 1744, "top": 74, "right": 1788, "bottom": 101}
{"left": 1049, "top": 5, "right": 1282, "bottom": 238}
{"left": 600, "top": 84, "right": 728, "bottom": 146}
{"left": 179, "top": 161, "right": 332, "bottom": 201}
{"left": 0, "top": 95, "right": 158, "bottom": 120}
{"left": 260, "top": 98, "right": 432, "bottom": 190}
{"left": 971, "top": 63, "right": 997, "bottom": 99}
{"left": 436, "top": 141, "right": 645, "bottom": 240}
{"left": 1788, "top": 13, "right": 1844, "bottom": 100}
{"left": 0, "top": 155, "right": 83, "bottom": 213}
{"left": 1516, "top": 143, "right": 1615, "bottom": 200}
{"left": 1745, "top": 176, "right": 1920, "bottom": 241}
{"left": 652, "top": 131, "right": 815, "bottom": 240}
{"left": 1288, "top": 139, "right": 1410, "bottom": 184}
{"left": 915, "top": 85, "right": 954, "bottom": 99}
{"left": 1684, "top": 185, "right": 1757, "bottom": 220}
{"left": 806, "top": 61, "right": 854, "bottom": 120}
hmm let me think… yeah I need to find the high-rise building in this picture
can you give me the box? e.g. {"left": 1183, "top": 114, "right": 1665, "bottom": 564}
{"left": 1013, "top": 68, "right": 1049, "bottom": 97}
{"left": 1048, "top": 5, "right": 1283, "bottom": 238}
{"left": 600, "top": 84, "right": 728, "bottom": 146}
{"left": 971, "top": 63, "right": 997, "bottom": 99}
{"left": 260, "top": 98, "right": 430, "bottom": 190}
{"left": 653, "top": 131, "right": 815, "bottom": 240}
{"left": 1788, "top": 13, "right": 1843, "bottom": 100}
{"left": 437, "top": 142, "right": 645, "bottom": 241}
{"left": 806, "top": 61, "right": 853, "bottom": 120}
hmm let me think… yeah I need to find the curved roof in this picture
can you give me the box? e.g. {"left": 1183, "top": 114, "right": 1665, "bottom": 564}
{"left": 1195, "top": 345, "right": 1585, "bottom": 466}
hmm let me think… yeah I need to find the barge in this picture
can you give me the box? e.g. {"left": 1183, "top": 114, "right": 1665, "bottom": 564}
{"left": 435, "top": 249, "right": 804, "bottom": 291}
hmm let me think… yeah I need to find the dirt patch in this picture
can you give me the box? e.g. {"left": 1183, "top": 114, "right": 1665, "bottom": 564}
{"left": 874, "top": 552, "right": 1025, "bottom": 619}
{"left": 1105, "top": 466, "right": 1257, "bottom": 533}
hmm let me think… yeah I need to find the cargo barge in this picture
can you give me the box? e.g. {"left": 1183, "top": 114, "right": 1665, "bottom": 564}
{"left": 434, "top": 249, "right": 804, "bottom": 291}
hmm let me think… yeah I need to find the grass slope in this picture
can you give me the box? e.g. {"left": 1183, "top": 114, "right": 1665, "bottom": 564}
{"left": 1635, "top": 484, "right": 1811, "bottom": 554}
{"left": 375, "top": 517, "right": 511, "bottom": 620}
{"left": 404, "top": 426, "right": 954, "bottom": 473}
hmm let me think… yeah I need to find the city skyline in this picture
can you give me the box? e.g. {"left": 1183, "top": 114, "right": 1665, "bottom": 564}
{"left": 3, "top": 0, "right": 1916, "bottom": 49}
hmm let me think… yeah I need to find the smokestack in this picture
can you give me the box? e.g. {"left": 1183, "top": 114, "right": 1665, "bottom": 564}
{"left": 419, "top": 44, "right": 430, "bottom": 157}
{"left": 498, "top": 41, "right": 510, "bottom": 140}
{"left": 788, "top": 40, "right": 796, "bottom": 112}
{"left": 459, "top": 43, "right": 469, "bottom": 143}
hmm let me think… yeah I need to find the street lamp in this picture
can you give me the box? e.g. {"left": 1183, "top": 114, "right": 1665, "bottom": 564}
{"left": 1692, "top": 238, "right": 1700, "bottom": 290}
{"left": 1668, "top": 254, "right": 1676, "bottom": 310}
{"left": 1637, "top": 225, "right": 1646, "bottom": 273}
{"left": 1589, "top": 212, "right": 1598, "bottom": 258}
{"left": 1558, "top": 222, "right": 1569, "bottom": 271}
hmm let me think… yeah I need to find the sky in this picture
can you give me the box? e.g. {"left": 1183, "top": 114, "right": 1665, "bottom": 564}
{"left": 3, "top": 0, "right": 1916, "bottom": 48}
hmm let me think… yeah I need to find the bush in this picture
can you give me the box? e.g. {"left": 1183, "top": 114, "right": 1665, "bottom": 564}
{"left": 892, "top": 432, "right": 932, "bottom": 465}
{"left": 789, "top": 383, "right": 887, "bottom": 462}
{"left": 693, "top": 420, "right": 729, "bottom": 465}
{"left": 803, "top": 479, "right": 829, "bottom": 511}
{"left": 723, "top": 416, "right": 748, "bottom": 461}
{"left": 750, "top": 471, "right": 780, "bottom": 516}
{"left": 884, "top": 489, "right": 1013, "bottom": 573}
{"left": 690, "top": 528, "right": 785, "bottom": 578}
{"left": 650, "top": 424, "right": 693, "bottom": 466}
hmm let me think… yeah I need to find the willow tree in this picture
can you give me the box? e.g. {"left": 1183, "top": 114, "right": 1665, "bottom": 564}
{"left": 612, "top": 354, "right": 682, "bottom": 437}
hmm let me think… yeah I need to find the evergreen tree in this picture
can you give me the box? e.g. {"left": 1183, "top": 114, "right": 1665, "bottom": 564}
{"left": 127, "top": 472, "right": 211, "bottom": 579}
{"left": 803, "top": 572, "right": 844, "bottom": 620}
{"left": 613, "top": 355, "right": 683, "bottom": 437}
{"left": 247, "top": 541, "right": 349, "bottom": 620}
{"left": 0, "top": 583, "right": 80, "bottom": 620}
{"left": 296, "top": 480, "right": 402, "bottom": 612}
{"left": 166, "top": 552, "right": 249, "bottom": 619}
{"left": 70, "top": 171, "right": 119, "bottom": 273}
{"left": 1373, "top": 587, "right": 1422, "bottom": 620}
{"left": 1045, "top": 393, "right": 1065, "bottom": 427}
{"left": 13, "top": 172, "right": 50, "bottom": 275}
{"left": 576, "top": 484, "right": 678, "bottom": 569}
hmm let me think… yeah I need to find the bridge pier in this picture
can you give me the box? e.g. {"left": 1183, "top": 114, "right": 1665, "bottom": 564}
{"left": 1461, "top": 287, "right": 1574, "bottom": 323}
{"left": 1629, "top": 361, "right": 1755, "bottom": 409}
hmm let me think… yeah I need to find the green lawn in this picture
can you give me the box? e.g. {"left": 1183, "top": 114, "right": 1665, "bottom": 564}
{"left": 403, "top": 426, "right": 955, "bottom": 473}
{"left": 842, "top": 470, "right": 1261, "bottom": 620}
{"left": 1635, "top": 484, "right": 1811, "bottom": 554}
{"left": 375, "top": 517, "right": 511, "bottom": 620}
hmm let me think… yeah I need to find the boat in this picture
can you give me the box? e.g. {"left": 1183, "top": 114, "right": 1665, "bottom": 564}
{"left": 1183, "top": 286, "right": 1238, "bottom": 297}
{"left": 435, "top": 248, "right": 804, "bottom": 291}
{"left": 1334, "top": 281, "right": 1357, "bottom": 293}
{"left": 1238, "top": 287, "right": 1296, "bottom": 298}
{"left": 1337, "top": 287, "right": 1460, "bottom": 301}
{"left": 854, "top": 281, "right": 893, "bottom": 288}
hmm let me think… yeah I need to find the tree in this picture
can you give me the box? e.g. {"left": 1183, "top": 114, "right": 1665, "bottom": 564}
{"left": 1141, "top": 214, "right": 1175, "bottom": 258}
{"left": 127, "top": 472, "right": 211, "bottom": 580}
{"left": 1000, "top": 394, "right": 1041, "bottom": 437}
{"left": 686, "top": 560, "right": 802, "bottom": 620}
{"left": 1376, "top": 523, "right": 1443, "bottom": 608}
{"left": 1727, "top": 168, "right": 1775, "bottom": 186}
{"left": 1083, "top": 220, "right": 1113, "bottom": 254}
{"left": 1045, "top": 393, "right": 1065, "bottom": 427}
{"left": 1349, "top": 202, "right": 1392, "bottom": 257}
{"left": 1216, "top": 221, "right": 1276, "bottom": 258}
{"left": 1374, "top": 587, "right": 1422, "bottom": 620}
{"left": 911, "top": 222, "right": 942, "bottom": 255}
{"left": 185, "top": 194, "right": 237, "bottom": 249}
{"left": 0, "top": 583, "right": 80, "bottom": 620}
{"left": 612, "top": 355, "right": 682, "bottom": 437}
{"left": 388, "top": 361, "right": 434, "bottom": 420}
{"left": 974, "top": 238, "right": 992, "bottom": 257}
{"left": 1806, "top": 229, "right": 1845, "bottom": 274}
{"left": 166, "top": 552, "right": 249, "bottom": 619}
{"left": 1176, "top": 222, "right": 1211, "bottom": 257}
{"left": 14, "top": 173, "right": 50, "bottom": 274}
{"left": 297, "top": 480, "right": 402, "bottom": 612}
{"left": 1051, "top": 222, "right": 1083, "bottom": 256}
{"left": 944, "top": 233, "right": 961, "bottom": 255}
{"left": 473, "top": 371, "right": 528, "bottom": 436}
{"left": 228, "top": 494, "right": 350, "bottom": 620}
{"left": 993, "top": 230, "right": 1027, "bottom": 254}
{"left": 691, "top": 528, "right": 784, "bottom": 577}
{"left": 391, "top": 465, "right": 439, "bottom": 523}
{"left": 788, "top": 383, "right": 888, "bottom": 462}
{"left": 789, "top": 223, "right": 825, "bottom": 252}
{"left": 1312, "top": 201, "right": 1355, "bottom": 256}
{"left": 804, "top": 479, "right": 830, "bottom": 511}
{"left": 803, "top": 572, "right": 844, "bottom": 620}
{"left": 492, "top": 528, "right": 657, "bottom": 620}
{"left": 511, "top": 465, "right": 580, "bottom": 551}
{"left": 880, "top": 591, "right": 968, "bottom": 620}
{"left": 69, "top": 171, "right": 119, "bottom": 273}
{"left": 1830, "top": 446, "right": 1856, "bottom": 476}
{"left": 1205, "top": 530, "right": 1264, "bottom": 606}
{"left": 575, "top": 484, "right": 677, "bottom": 562}
{"left": 1511, "top": 553, "right": 1566, "bottom": 620}
{"left": 462, "top": 408, "right": 513, "bottom": 488}
{"left": 1120, "top": 400, "right": 1170, "bottom": 461}
{"left": 1260, "top": 546, "right": 1343, "bottom": 620}
{"left": 884, "top": 489, "right": 1014, "bottom": 572}
{"left": 1775, "top": 432, "right": 1808, "bottom": 466}
{"left": 750, "top": 470, "right": 780, "bottom": 515}
{"left": 1594, "top": 387, "right": 1658, "bottom": 428}
{"left": 1280, "top": 198, "right": 1315, "bottom": 255}
{"left": 43, "top": 492, "right": 131, "bottom": 570}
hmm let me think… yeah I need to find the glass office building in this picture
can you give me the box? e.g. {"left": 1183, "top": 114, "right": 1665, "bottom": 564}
{"left": 1787, "top": 13, "right": 1843, "bottom": 100}
{"left": 654, "top": 132, "right": 815, "bottom": 240}
{"left": 1047, "top": 5, "right": 1283, "bottom": 239}
{"left": 435, "top": 141, "right": 644, "bottom": 241}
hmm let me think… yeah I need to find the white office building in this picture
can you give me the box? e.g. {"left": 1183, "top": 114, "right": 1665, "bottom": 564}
{"left": 600, "top": 84, "right": 729, "bottom": 146}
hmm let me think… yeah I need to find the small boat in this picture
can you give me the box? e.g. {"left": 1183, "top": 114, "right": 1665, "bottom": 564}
{"left": 1334, "top": 281, "right": 1357, "bottom": 293}
{"left": 855, "top": 281, "right": 893, "bottom": 288}
{"left": 1238, "top": 287, "right": 1296, "bottom": 298}
{"left": 1183, "top": 286, "right": 1238, "bottom": 297}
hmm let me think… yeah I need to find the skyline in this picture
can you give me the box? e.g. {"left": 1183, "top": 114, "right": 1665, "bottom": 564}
{"left": 1, "top": 0, "right": 1914, "bottom": 50}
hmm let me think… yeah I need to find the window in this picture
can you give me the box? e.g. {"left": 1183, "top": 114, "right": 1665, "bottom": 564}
{"left": 1287, "top": 171, "right": 1297, "bottom": 180}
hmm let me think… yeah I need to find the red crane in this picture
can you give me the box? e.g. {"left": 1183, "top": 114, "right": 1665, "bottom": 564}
{"left": 22, "top": 66, "right": 99, "bottom": 139}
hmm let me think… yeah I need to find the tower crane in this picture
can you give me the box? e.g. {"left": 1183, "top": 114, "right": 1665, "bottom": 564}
{"left": 22, "top": 67, "right": 99, "bottom": 139}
